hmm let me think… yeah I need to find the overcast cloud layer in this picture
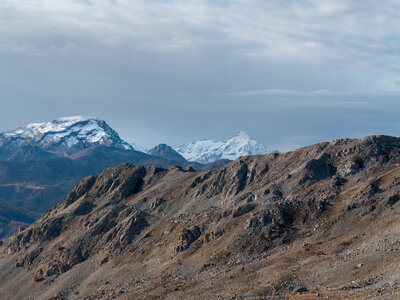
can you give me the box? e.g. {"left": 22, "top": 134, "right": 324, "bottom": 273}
{"left": 1, "top": 0, "right": 400, "bottom": 151}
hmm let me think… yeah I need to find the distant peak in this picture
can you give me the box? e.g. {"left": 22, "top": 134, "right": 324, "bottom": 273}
{"left": 147, "top": 143, "right": 187, "bottom": 161}
{"left": 55, "top": 115, "right": 101, "bottom": 123}
{"left": 1, "top": 115, "right": 132, "bottom": 152}
{"left": 236, "top": 131, "right": 250, "bottom": 140}
{"left": 176, "top": 131, "right": 269, "bottom": 163}
{"left": 15, "top": 115, "right": 104, "bottom": 133}
{"left": 157, "top": 143, "right": 169, "bottom": 148}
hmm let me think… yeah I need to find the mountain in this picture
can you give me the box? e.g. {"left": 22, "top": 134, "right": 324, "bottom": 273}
{"left": 147, "top": 143, "right": 187, "bottom": 162}
{"left": 0, "top": 117, "right": 230, "bottom": 238}
{"left": 0, "top": 116, "right": 132, "bottom": 159}
{"left": 176, "top": 131, "right": 270, "bottom": 164}
{"left": 1, "top": 135, "right": 400, "bottom": 299}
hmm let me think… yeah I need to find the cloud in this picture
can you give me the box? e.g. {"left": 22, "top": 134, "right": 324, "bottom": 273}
{"left": 1, "top": 0, "right": 400, "bottom": 150}
{"left": 1, "top": 1, "right": 400, "bottom": 66}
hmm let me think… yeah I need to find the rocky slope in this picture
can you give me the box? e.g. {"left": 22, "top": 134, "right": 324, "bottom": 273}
{"left": 176, "top": 131, "right": 270, "bottom": 164}
{"left": 1, "top": 135, "right": 400, "bottom": 299}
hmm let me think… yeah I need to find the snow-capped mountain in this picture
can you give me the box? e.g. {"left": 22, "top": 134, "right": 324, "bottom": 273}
{"left": 175, "top": 131, "right": 270, "bottom": 164}
{"left": 0, "top": 116, "right": 132, "bottom": 155}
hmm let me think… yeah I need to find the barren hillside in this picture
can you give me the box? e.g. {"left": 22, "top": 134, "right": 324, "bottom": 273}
{"left": 1, "top": 135, "right": 400, "bottom": 299}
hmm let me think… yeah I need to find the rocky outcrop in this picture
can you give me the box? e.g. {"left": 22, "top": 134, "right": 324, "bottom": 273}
{"left": 175, "top": 226, "right": 202, "bottom": 253}
{"left": 151, "top": 198, "right": 165, "bottom": 210}
{"left": 232, "top": 203, "right": 256, "bottom": 218}
{"left": 300, "top": 153, "right": 336, "bottom": 184}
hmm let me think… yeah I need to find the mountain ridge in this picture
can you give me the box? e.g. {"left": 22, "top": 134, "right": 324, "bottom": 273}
{"left": 1, "top": 134, "right": 399, "bottom": 299}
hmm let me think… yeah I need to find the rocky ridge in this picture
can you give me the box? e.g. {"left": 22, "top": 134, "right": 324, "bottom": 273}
{"left": 0, "top": 135, "right": 400, "bottom": 299}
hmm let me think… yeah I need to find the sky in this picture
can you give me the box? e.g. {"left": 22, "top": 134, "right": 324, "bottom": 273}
{"left": 1, "top": 0, "right": 400, "bottom": 151}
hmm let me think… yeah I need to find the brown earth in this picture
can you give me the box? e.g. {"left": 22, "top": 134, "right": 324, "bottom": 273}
{"left": 0, "top": 135, "right": 400, "bottom": 299}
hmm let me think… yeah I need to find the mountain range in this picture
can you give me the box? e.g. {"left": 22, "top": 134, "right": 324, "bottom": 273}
{"left": 175, "top": 131, "right": 270, "bottom": 164}
{"left": 0, "top": 116, "right": 268, "bottom": 238}
{"left": 1, "top": 135, "right": 399, "bottom": 298}
{"left": 0, "top": 116, "right": 132, "bottom": 161}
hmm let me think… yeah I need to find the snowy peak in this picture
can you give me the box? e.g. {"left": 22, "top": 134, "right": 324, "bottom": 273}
{"left": 0, "top": 116, "right": 132, "bottom": 154}
{"left": 175, "top": 131, "right": 270, "bottom": 164}
{"left": 236, "top": 131, "right": 250, "bottom": 140}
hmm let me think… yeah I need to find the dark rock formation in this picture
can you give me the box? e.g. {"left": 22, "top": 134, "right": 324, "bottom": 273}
{"left": 151, "top": 198, "right": 165, "bottom": 210}
{"left": 232, "top": 203, "right": 256, "bottom": 218}
{"left": 300, "top": 153, "right": 336, "bottom": 184}
{"left": 175, "top": 226, "right": 202, "bottom": 253}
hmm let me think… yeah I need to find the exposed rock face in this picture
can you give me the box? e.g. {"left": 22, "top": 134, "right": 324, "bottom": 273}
{"left": 232, "top": 203, "right": 256, "bottom": 218}
{"left": 300, "top": 153, "right": 335, "bottom": 184}
{"left": 1, "top": 135, "right": 400, "bottom": 299}
{"left": 175, "top": 226, "right": 202, "bottom": 253}
{"left": 5, "top": 164, "right": 153, "bottom": 277}
{"left": 150, "top": 198, "right": 165, "bottom": 210}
